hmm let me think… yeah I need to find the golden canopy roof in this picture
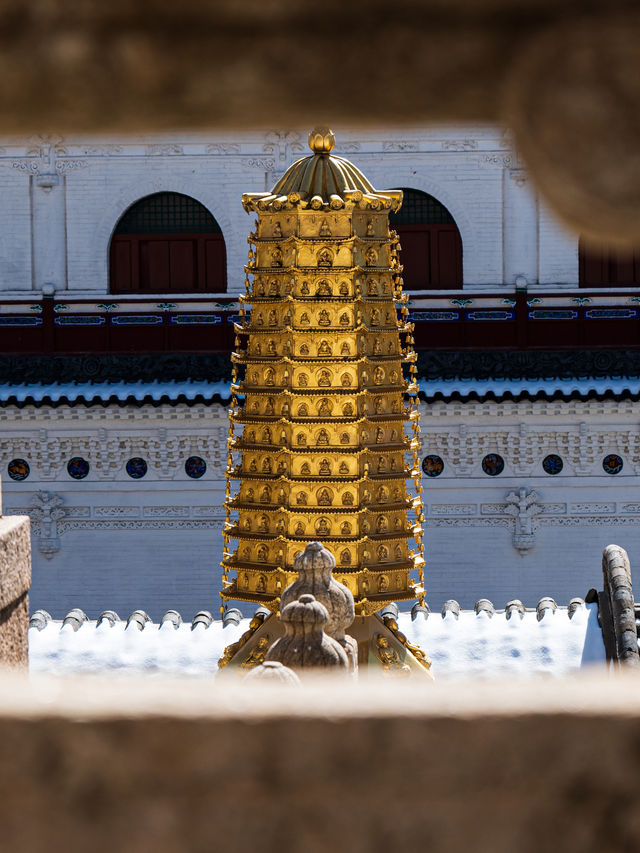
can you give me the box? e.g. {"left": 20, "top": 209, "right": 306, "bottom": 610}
{"left": 242, "top": 126, "right": 403, "bottom": 211}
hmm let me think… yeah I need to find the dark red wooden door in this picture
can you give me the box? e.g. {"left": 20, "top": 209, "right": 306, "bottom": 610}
{"left": 397, "top": 224, "right": 462, "bottom": 290}
{"left": 579, "top": 239, "right": 640, "bottom": 287}
{"left": 109, "top": 192, "right": 227, "bottom": 293}
{"left": 110, "top": 233, "right": 226, "bottom": 293}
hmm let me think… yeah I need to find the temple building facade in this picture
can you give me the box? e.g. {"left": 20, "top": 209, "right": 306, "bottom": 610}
{"left": 0, "top": 125, "right": 638, "bottom": 619}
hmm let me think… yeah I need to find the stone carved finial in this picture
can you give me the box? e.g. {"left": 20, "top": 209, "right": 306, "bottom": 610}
{"left": 308, "top": 126, "right": 335, "bottom": 154}
{"left": 280, "top": 541, "right": 358, "bottom": 672}
{"left": 244, "top": 660, "right": 301, "bottom": 685}
{"left": 266, "top": 594, "right": 349, "bottom": 673}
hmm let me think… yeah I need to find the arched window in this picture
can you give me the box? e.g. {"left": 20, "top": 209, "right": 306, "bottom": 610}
{"left": 389, "top": 189, "right": 462, "bottom": 290}
{"left": 109, "top": 192, "right": 227, "bottom": 293}
{"left": 579, "top": 237, "right": 640, "bottom": 287}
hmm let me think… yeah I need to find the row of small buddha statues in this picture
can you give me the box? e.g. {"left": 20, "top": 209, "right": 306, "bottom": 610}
{"left": 249, "top": 276, "right": 396, "bottom": 299}
{"left": 237, "top": 541, "right": 405, "bottom": 566}
{"left": 238, "top": 427, "right": 399, "bottom": 449}
{"left": 239, "top": 425, "right": 405, "bottom": 447}
{"left": 237, "top": 514, "right": 406, "bottom": 536}
{"left": 240, "top": 569, "right": 396, "bottom": 601}
{"left": 240, "top": 397, "right": 402, "bottom": 422}
{"left": 248, "top": 336, "right": 397, "bottom": 357}
{"left": 240, "top": 483, "right": 407, "bottom": 506}
{"left": 243, "top": 455, "right": 402, "bottom": 476}
{"left": 244, "top": 397, "right": 402, "bottom": 419}
{"left": 260, "top": 216, "right": 381, "bottom": 239}
{"left": 248, "top": 306, "right": 398, "bottom": 328}
{"left": 252, "top": 243, "right": 386, "bottom": 271}
{"left": 245, "top": 365, "right": 401, "bottom": 388}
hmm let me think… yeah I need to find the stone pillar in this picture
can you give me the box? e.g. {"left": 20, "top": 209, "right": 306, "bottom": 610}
{"left": 0, "top": 513, "right": 32, "bottom": 668}
{"left": 601, "top": 544, "right": 639, "bottom": 667}
{"left": 31, "top": 145, "right": 67, "bottom": 292}
{"left": 503, "top": 167, "right": 538, "bottom": 287}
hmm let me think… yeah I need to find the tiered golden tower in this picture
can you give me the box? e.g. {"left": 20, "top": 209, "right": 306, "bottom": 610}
{"left": 221, "top": 127, "right": 425, "bottom": 616}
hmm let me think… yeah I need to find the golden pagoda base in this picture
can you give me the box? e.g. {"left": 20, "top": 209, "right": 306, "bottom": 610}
{"left": 218, "top": 612, "right": 433, "bottom": 679}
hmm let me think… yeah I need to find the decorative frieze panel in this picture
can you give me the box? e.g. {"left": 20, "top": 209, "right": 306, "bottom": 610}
{"left": 570, "top": 502, "right": 616, "bottom": 515}
{"left": 425, "top": 492, "right": 640, "bottom": 546}
{"left": 94, "top": 506, "right": 140, "bottom": 518}
{"left": 420, "top": 400, "right": 640, "bottom": 478}
{"left": 430, "top": 504, "right": 476, "bottom": 516}
{"left": 57, "top": 519, "right": 225, "bottom": 533}
{"left": 0, "top": 430, "right": 226, "bottom": 482}
{"left": 143, "top": 506, "right": 190, "bottom": 518}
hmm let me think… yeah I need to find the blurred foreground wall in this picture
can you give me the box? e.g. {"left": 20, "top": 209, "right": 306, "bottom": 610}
{"left": 0, "top": 674, "right": 638, "bottom": 853}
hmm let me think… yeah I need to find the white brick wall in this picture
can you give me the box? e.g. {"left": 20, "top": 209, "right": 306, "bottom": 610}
{"left": 0, "top": 169, "right": 32, "bottom": 291}
{"left": 0, "top": 125, "right": 582, "bottom": 297}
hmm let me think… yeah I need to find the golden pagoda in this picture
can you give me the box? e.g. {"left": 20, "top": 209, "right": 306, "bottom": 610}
{"left": 221, "top": 127, "right": 425, "bottom": 617}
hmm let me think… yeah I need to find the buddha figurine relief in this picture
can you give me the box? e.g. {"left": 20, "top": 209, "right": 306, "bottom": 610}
{"left": 317, "top": 247, "right": 333, "bottom": 267}
{"left": 317, "top": 488, "right": 332, "bottom": 506}
{"left": 318, "top": 459, "right": 331, "bottom": 475}
{"left": 365, "top": 247, "right": 378, "bottom": 266}
{"left": 316, "top": 517, "right": 330, "bottom": 536}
